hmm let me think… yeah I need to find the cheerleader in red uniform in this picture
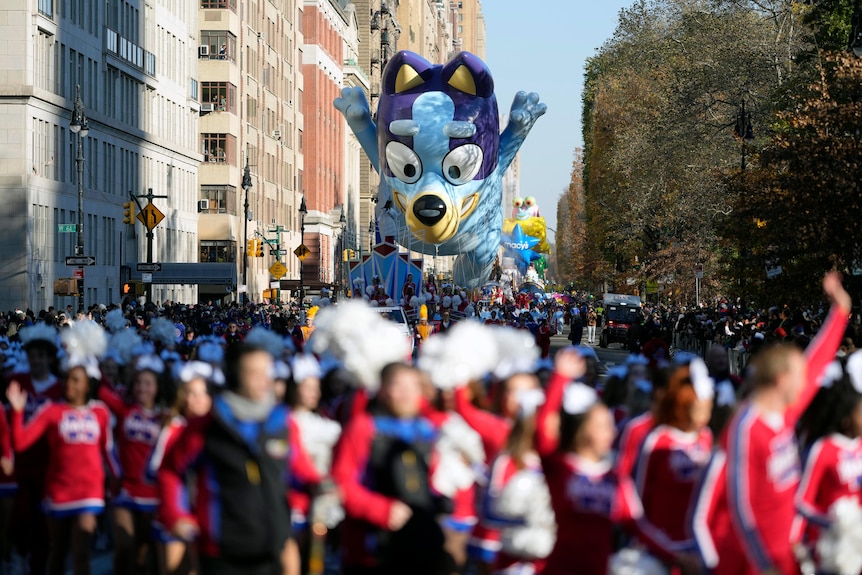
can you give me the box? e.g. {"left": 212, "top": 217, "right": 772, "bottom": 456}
{"left": 483, "top": 388, "right": 555, "bottom": 575}
{"left": 7, "top": 323, "right": 63, "bottom": 575}
{"left": 690, "top": 272, "right": 850, "bottom": 575}
{"left": 631, "top": 359, "right": 713, "bottom": 570}
{"left": 535, "top": 347, "right": 642, "bottom": 575}
{"left": 453, "top": 345, "right": 542, "bottom": 568}
{"left": 793, "top": 353, "right": 862, "bottom": 573}
{"left": 148, "top": 361, "right": 215, "bottom": 575}
{"left": 0, "top": 403, "right": 12, "bottom": 572}
{"left": 6, "top": 321, "right": 119, "bottom": 575}
{"left": 99, "top": 353, "right": 166, "bottom": 575}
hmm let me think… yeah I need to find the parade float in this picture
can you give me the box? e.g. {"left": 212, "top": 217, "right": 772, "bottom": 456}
{"left": 335, "top": 50, "right": 546, "bottom": 289}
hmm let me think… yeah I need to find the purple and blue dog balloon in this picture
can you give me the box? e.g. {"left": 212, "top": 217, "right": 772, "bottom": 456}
{"left": 334, "top": 51, "right": 546, "bottom": 288}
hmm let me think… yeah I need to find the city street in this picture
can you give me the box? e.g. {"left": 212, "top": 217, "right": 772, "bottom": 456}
{"left": 550, "top": 326, "right": 631, "bottom": 374}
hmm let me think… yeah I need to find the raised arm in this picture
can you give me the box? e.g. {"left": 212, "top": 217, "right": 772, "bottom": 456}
{"left": 454, "top": 386, "right": 510, "bottom": 458}
{"left": 97, "top": 383, "right": 129, "bottom": 420}
{"left": 334, "top": 87, "right": 379, "bottom": 170}
{"left": 788, "top": 272, "right": 851, "bottom": 425}
{"left": 498, "top": 91, "right": 546, "bottom": 175}
{"left": 536, "top": 347, "right": 585, "bottom": 457}
{"left": 7, "top": 381, "right": 54, "bottom": 453}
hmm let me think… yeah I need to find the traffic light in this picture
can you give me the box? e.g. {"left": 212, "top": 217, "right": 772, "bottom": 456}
{"left": 122, "top": 282, "right": 140, "bottom": 296}
{"left": 246, "top": 239, "right": 256, "bottom": 257}
{"left": 255, "top": 239, "right": 264, "bottom": 257}
{"left": 122, "top": 202, "right": 135, "bottom": 225}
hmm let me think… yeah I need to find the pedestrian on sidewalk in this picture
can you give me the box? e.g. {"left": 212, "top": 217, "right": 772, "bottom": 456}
{"left": 568, "top": 313, "right": 584, "bottom": 347}
{"left": 586, "top": 307, "right": 597, "bottom": 344}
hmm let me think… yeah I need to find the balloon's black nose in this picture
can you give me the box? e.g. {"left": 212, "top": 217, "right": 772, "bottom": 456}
{"left": 413, "top": 195, "right": 447, "bottom": 227}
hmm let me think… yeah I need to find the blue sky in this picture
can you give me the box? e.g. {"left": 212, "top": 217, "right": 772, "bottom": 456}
{"left": 483, "top": 0, "right": 633, "bottom": 239}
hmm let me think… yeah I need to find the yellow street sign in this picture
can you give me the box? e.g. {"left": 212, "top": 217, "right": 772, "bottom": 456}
{"left": 269, "top": 261, "right": 287, "bottom": 279}
{"left": 294, "top": 244, "right": 310, "bottom": 261}
{"left": 137, "top": 203, "right": 165, "bottom": 231}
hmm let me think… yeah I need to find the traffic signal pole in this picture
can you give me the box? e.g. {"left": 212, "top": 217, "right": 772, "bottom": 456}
{"left": 129, "top": 188, "right": 167, "bottom": 306}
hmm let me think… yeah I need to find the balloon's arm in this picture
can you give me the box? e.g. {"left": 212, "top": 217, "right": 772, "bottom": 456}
{"left": 334, "top": 87, "right": 380, "bottom": 171}
{"left": 499, "top": 91, "right": 547, "bottom": 174}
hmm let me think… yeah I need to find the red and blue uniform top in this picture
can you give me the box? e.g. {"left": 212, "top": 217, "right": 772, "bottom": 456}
{"left": 794, "top": 434, "right": 862, "bottom": 549}
{"left": 633, "top": 424, "right": 712, "bottom": 562}
{"left": 454, "top": 385, "right": 513, "bottom": 562}
{"left": 535, "top": 371, "right": 642, "bottom": 575}
{"left": 5, "top": 373, "right": 64, "bottom": 485}
{"left": 99, "top": 385, "right": 163, "bottom": 511}
{"left": 614, "top": 411, "right": 654, "bottom": 480}
{"left": 10, "top": 400, "right": 119, "bottom": 516}
{"left": 690, "top": 306, "right": 848, "bottom": 575}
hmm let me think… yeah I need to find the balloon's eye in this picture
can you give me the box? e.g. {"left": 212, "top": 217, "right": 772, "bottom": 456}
{"left": 385, "top": 142, "right": 422, "bottom": 184}
{"left": 442, "top": 145, "right": 484, "bottom": 186}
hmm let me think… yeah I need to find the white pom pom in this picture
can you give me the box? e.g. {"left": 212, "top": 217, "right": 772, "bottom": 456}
{"left": 818, "top": 497, "right": 862, "bottom": 575}
{"left": 442, "top": 295, "right": 452, "bottom": 308}
{"left": 366, "top": 285, "right": 375, "bottom": 296}
{"left": 409, "top": 296, "right": 419, "bottom": 308}
{"left": 369, "top": 299, "right": 378, "bottom": 307}
{"left": 563, "top": 383, "right": 598, "bottom": 415}
{"left": 846, "top": 351, "right": 862, "bottom": 393}
{"left": 417, "top": 322, "right": 498, "bottom": 390}
{"left": 689, "top": 358, "right": 714, "bottom": 401}
{"left": 492, "top": 327, "right": 540, "bottom": 380}
{"left": 609, "top": 548, "right": 669, "bottom": 575}
{"left": 452, "top": 295, "right": 462, "bottom": 308}
{"left": 385, "top": 298, "right": 395, "bottom": 307}
{"left": 309, "top": 301, "right": 410, "bottom": 392}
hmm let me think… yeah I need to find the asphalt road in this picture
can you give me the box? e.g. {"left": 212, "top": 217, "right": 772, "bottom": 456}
{"left": 551, "top": 325, "right": 633, "bottom": 374}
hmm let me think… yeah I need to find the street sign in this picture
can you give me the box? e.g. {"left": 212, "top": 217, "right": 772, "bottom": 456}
{"left": 66, "top": 256, "right": 96, "bottom": 266}
{"left": 73, "top": 268, "right": 84, "bottom": 279}
{"left": 269, "top": 261, "right": 287, "bottom": 279}
{"left": 294, "top": 244, "right": 310, "bottom": 261}
{"left": 137, "top": 203, "right": 165, "bottom": 231}
{"left": 142, "top": 272, "right": 153, "bottom": 283}
{"left": 695, "top": 264, "right": 704, "bottom": 279}
{"left": 270, "top": 249, "right": 287, "bottom": 256}
{"left": 136, "top": 263, "right": 162, "bottom": 272}
{"left": 57, "top": 224, "right": 77, "bottom": 233}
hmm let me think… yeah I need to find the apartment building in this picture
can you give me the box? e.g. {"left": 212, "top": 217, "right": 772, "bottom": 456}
{"left": 0, "top": 0, "right": 200, "bottom": 311}
{"left": 196, "top": 0, "right": 305, "bottom": 303}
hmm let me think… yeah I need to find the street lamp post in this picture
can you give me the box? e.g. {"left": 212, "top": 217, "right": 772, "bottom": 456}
{"left": 298, "top": 196, "right": 307, "bottom": 304}
{"left": 734, "top": 100, "right": 755, "bottom": 171}
{"left": 241, "top": 160, "right": 252, "bottom": 304}
{"left": 338, "top": 207, "right": 346, "bottom": 298}
{"left": 69, "top": 85, "right": 89, "bottom": 314}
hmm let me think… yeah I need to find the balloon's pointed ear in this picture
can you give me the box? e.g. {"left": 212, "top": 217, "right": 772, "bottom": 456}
{"left": 382, "top": 51, "right": 433, "bottom": 95}
{"left": 442, "top": 52, "right": 494, "bottom": 98}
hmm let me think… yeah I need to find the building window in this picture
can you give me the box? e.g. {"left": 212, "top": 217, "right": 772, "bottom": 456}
{"left": 200, "top": 0, "right": 237, "bottom": 10}
{"left": 200, "top": 185, "right": 237, "bottom": 215}
{"left": 189, "top": 78, "right": 199, "bottom": 101}
{"left": 199, "top": 30, "right": 237, "bottom": 61}
{"left": 202, "top": 82, "right": 237, "bottom": 113}
{"left": 200, "top": 240, "right": 236, "bottom": 263}
{"left": 38, "top": 0, "right": 53, "bottom": 18}
{"left": 201, "top": 133, "right": 236, "bottom": 164}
